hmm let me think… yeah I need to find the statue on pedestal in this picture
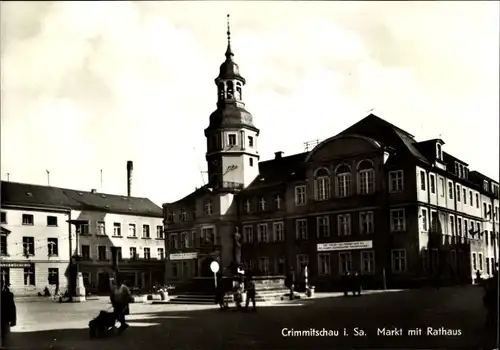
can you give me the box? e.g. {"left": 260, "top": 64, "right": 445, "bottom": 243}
{"left": 233, "top": 226, "right": 242, "bottom": 274}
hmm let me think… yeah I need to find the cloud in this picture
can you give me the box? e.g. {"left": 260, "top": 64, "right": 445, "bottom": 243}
{"left": 1, "top": 1, "right": 498, "bottom": 205}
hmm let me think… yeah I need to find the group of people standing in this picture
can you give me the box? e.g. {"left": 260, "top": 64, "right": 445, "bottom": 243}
{"left": 215, "top": 273, "right": 257, "bottom": 311}
{"left": 342, "top": 271, "right": 363, "bottom": 296}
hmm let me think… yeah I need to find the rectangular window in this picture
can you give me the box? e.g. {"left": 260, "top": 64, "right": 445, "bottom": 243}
{"left": 144, "top": 247, "right": 151, "bottom": 260}
{"left": 359, "top": 169, "right": 375, "bottom": 195}
{"left": 228, "top": 134, "right": 237, "bottom": 146}
{"left": 463, "top": 189, "right": 467, "bottom": 204}
{"left": 130, "top": 247, "right": 137, "bottom": 259}
{"left": 338, "top": 252, "right": 352, "bottom": 274}
{"left": 158, "top": 248, "right": 165, "bottom": 260}
{"left": 259, "top": 198, "right": 267, "bottom": 212}
{"left": 142, "top": 225, "right": 150, "bottom": 238}
{"left": 475, "top": 194, "right": 479, "bottom": 208}
{"left": 157, "top": 226, "right": 164, "bottom": 239}
{"left": 478, "top": 253, "right": 483, "bottom": 270}
{"left": 472, "top": 253, "right": 477, "bottom": 270}
{"left": 259, "top": 257, "right": 269, "bottom": 275}
{"left": 274, "top": 194, "right": 282, "bottom": 210}
{"left": 430, "top": 174, "right": 436, "bottom": 194}
{"left": 456, "top": 185, "right": 461, "bottom": 202}
{"left": 81, "top": 245, "right": 91, "bottom": 260}
{"left": 170, "top": 233, "right": 178, "bottom": 249}
{"left": 47, "top": 216, "right": 58, "bottom": 226}
{"left": 296, "top": 254, "right": 309, "bottom": 274}
{"left": 0, "top": 211, "right": 6, "bottom": 224}
{"left": 457, "top": 218, "right": 462, "bottom": 236}
{"left": 388, "top": 170, "right": 404, "bottom": 192}
{"left": 337, "top": 173, "right": 351, "bottom": 197}
{"left": 96, "top": 221, "right": 106, "bottom": 235}
{"left": 439, "top": 177, "right": 445, "bottom": 197}
{"left": 76, "top": 222, "right": 90, "bottom": 235}
{"left": 359, "top": 211, "right": 374, "bottom": 234}
{"left": 0, "top": 234, "right": 7, "bottom": 256}
{"left": 469, "top": 191, "right": 473, "bottom": 206}
{"left": 337, "top": 214, "right": 351, "bottom": 236}
{"left": 244, "top": 199, "right": 251, "bottom": 213}
{"left": 464, "top": 219, "right": 468, "bottom": 237}
{"left": 128, "top": 223, "right": 136, "bottom": 237}
{"left": 449, "top": 216, "right": 455, "bottom": 235}
{"left": 390, "top": 209, "right": 406, "bottom": 232}
{"left": 204, "top": 200, "right": 213, "bottom": 216}
{"left": 448, "top": 181, "right": 453, "bottom": 199}
{"left": 181, "top": 211, "right": 188, "bottom": 222}
{"left": 295, "top": 186, "right": 306, "bottom": 206}
{"left": 48, "top": 268, "right": 59, "bottom": 285}
{"left": 23, "top": 265, "right": 35, "bottom": 286}
{"left": 248, "top": 136, "right": 254, "bottom": 147}
{"left": 98, "top": 246, "right": 107, "bottom": 261}
{"left": 201, "top": 227, "right": 216, "bottom": 245}
{"left": 295, "top": 219, "right": 308, "bottom": 240}
{"left": 317, "top": 216, "right": 330, "bottom": 238}
{"left": 276, "top": 257, "right": 285, "bottom": 274}
{"left": 181, "top": 232, "right": 189, "bottom": 248}
{"left": 391, "top": 249, "right": 407, "bottom": 272}
{"left": 249, "top": 158, "right": 254, "bottom": 167}
{"left": 22, "top": 214, "right": 34, "bottom": 225}
{"left": 191, "top": 231, "right": 197, "bottom": 248}
{"left": 486, "top": 230, "right": 489, "bottom": 245}
{"left": 486, "top": 257, "right": 490, "bottom": 275}
{"left": 257, "top": 224, "right": 268, "bottom": 243}
{"left": 484, "top": 203, "right": 488, "bottom": 218}
{"left": 361, "top": 250, "right": 375, "bottom": 273}
{"left": 243, "top": 226, "right": 253, "bottom": 243}
{"left": 488, "top": 204, "right": 492, "bottom": 219}
{"left": 421, "top": 209, "right": 428, "bottom": 231}
{"left": 113, "top": 223, "right": 121, "bottom": 237}
{"left": 82, "top": 272, "right": 91, "bottom": 287}
{"left": 420, "top": 171, "right": 426, "bottom": 191}
{"left": 22, "top": 237, "right": 35, "bottom": 256}
{"left": 47, "top": 238, "right": 58, "bottom": 256}
{"left": 273, "top": 222, "right": 284, "bottom": 242}
{"left": 317, "top": 253, "right": 331, "bottom": 275}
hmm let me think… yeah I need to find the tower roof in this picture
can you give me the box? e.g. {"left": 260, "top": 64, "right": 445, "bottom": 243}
{"left": 216, "top": 14, "right": 246, "bottom": 84}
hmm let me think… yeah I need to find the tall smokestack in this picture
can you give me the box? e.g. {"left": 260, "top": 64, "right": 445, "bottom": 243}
{"left": 127, "top": 161, "right": 133, "bottom": 197}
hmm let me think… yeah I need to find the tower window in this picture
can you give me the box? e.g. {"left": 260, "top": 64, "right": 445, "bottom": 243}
{"left": 236, "top": 82, "right": 242, "bottom": 100}
{"left": 248, "top": 136, "right": 254, "bottom": 147}
{"left": 218, "top": 82, "right": 225, "bottom": 100}
{"left": 226, "top": 81, "right": 234, "bottom": 99}
{"left": 249, "top": 158, "right": 254, "bottom": 167}
{"left": 228, "top": 134, "right": 237, "bottom": 146}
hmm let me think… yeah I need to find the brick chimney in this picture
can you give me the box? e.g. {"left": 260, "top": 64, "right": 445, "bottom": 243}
{"left": 275, "top": 151, "right": 284, "bottom": 159}
{"left": 127, "top": 161, "right": 133, "bottom": 197}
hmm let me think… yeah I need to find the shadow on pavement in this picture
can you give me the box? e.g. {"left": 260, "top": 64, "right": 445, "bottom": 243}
{"left": 4, "top": 287, "right": 494, "bottom": 350}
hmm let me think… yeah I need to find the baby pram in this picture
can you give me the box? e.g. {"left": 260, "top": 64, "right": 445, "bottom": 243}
{"left": 88, "top": 306, "right": 126, "bottom": 338}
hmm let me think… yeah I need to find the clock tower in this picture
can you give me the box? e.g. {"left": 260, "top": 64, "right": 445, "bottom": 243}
{"left": 204, "top": 15, "right": 260, "bottom": 191}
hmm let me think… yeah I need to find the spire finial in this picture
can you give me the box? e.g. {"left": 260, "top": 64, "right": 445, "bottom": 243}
{"left": 225, "top": 14, "right": 234, "bottom": 58}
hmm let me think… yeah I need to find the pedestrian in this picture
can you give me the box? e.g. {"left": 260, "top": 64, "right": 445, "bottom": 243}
{"left": 352, "top": 272, "right": 362, "bottom": 296}
{"left": 215, "top": 273, "right": 227, "bottom": 310}
{"left": 1, "top": 279, "right": 16, "bottom": 348}
{"left": 342, "top": 271, "right": 351, "bottom": 297}
{"left": 244, "top": 275, "right": 256, "bottom": 311}
{"left": 287, "top": 267, "right": 296, "bottom": 301}
{"left": 232, "top": 278, "right": 243, "bottom": 310}
{"left": 110, "top": 279, "right": 131, "bottom": 331}
{"left": 475, "top": 270, "right": 482, "bottom": 285}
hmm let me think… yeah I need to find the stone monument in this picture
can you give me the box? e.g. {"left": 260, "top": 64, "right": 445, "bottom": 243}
{"left": 74, "top": 272, "right": 86, "bottom": 302}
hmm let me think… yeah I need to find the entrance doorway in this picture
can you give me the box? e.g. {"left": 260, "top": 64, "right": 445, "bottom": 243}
{"left": 97, "top": 272, "right": 110, "bottom": 293}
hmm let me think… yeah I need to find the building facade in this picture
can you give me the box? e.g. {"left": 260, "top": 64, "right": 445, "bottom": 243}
{"left": 163, "top": 20, "right": 499, "bottom": 290}
{"left": 1, "top": 171, "right": 164, "bottom": 296}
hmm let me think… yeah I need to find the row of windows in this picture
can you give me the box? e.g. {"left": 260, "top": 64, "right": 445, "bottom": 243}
{"left": 79, "top": 245, "right": 165, "bottom": 260}
{"left": 0, "top": 236, "right": 59, "bottom": 257}
{"left": 243, "top": 195, "right": 283, "bottom": 213}
{"left": 471, "top": 252, "right": 496, "bottom": 275}
{"left": 0, "top": 212, "right": 59, "bottom": 226}
{"left": 0, "top": 266, "right": 59, "bottom": 286}
{"left": 168, "top": 227, "right": 217, "bottom": 249}
{"left": 76, "top": 222, "right": 164, "bottom": 239}
{"left": 242, "top": 249, "right": 407, "bottom": 275}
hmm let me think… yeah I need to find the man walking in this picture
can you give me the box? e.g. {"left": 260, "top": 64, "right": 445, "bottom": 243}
{"left": 110, "top": 279, "right": 131, "bottom": 331}
{"left": 1, "top": 279, "right": 16, "bottom": 348}
{"left": 244, "top": 275, "right": 257, "bottom": 311}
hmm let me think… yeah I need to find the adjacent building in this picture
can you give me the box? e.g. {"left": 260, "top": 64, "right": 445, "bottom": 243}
{"left": 1, "top": 162, "right": 164, "bottom": 296}
{"left": 163, "top": 19, "right": 499, "bottom": 290}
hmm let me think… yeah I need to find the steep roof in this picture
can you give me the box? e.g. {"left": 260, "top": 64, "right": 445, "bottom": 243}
{"left": 163, "top": 185, "right": 212, "bottom": 206}
{"left": 242, "top": 152, "right": 308, "bottom": 192}
{"left": 1, "top": 181, "right": 162, "bottom": 217}
{"left": 339, "top": 114, "right": 428, "bottom": 163}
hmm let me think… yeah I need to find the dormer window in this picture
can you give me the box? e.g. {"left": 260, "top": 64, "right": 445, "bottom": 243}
{"left": 259, "top": 197, "right": 267, "bottom": 212}
{"left": 484, "top": 180, "right": 489, "bottom": 191}
{"left": 436, "top": 143, "right": 442, "bottom": 160}
{"left": 244, "top": 200, "right": 251, "bottom": 213}
{"left": 204, "top": 200, "right": 213, "bottom": 216}
{"left": 274, "top": 194, "right": 282, "bottom": 210}
{"left": 228, "top": 134, "right": 237, "bottom": 146}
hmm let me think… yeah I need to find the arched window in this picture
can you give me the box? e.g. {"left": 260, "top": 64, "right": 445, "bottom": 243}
{"left": 226, "top": 81, "right": 234, "bottom": 99}
{"left": 236, "top": 82, "right": 242, "bottom": 100}
{"left": 357, "top": 160, "right": 375, "bottom": 195}
{"left": 335, "top": 164, "right": 352, "bottom": 198}
{"left": 314, "top": 168, "right": 330, "bottom": 201}
{"left": 218, "top": 82, "right": 225, "bottom": 100}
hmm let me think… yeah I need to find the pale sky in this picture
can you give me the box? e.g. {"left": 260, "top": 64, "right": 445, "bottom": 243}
{"left": 1, "top": 1, "right": 499, "bottom": 206}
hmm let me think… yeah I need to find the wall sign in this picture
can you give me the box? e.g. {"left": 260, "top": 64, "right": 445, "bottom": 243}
{"left": 317, "top": 240, "right": 373, "bottom": 252}
{"left": 0, "top": 262, "right": 32, "bottom": 268}
{"left": 169, "top": 252, "right": 198, "bottom": 260}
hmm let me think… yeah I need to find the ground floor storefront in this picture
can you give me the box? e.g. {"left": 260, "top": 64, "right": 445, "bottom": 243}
{"left": 0, "top": 260, "right": 69, "bottom": 296}
{"left": 77, "top": 261, "right": 164, "bottom": 294}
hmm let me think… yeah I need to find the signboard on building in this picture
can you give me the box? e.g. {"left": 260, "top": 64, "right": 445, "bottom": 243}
{"left": 317, "top": 240, "right": 373, "bottom": 252}
{"left": 0, "top": 262, "right": 32, "bottom": 268}
{"left": 169, "top": 252, "right": 198, "bottom": 260}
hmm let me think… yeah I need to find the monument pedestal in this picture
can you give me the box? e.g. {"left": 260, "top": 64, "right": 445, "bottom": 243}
{"left": 73, "top": 272, "right": 86, "bottom": 302}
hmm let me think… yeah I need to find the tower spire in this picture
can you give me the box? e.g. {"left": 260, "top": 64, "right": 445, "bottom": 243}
{"left": 225, "top": 14, "right": 234, "bottom": 58}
